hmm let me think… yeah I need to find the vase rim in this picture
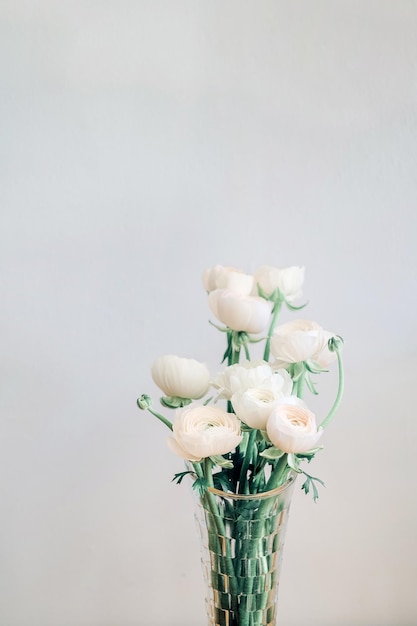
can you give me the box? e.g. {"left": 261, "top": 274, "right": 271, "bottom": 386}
{"left": 207, "top": 471, "right": 296, "bottom": 500}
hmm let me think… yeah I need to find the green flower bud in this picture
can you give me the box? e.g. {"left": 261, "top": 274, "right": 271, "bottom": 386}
{"left": 328, "top": 335, "right": 344, "bottom": 352}
{"left": 137, "top": 394, "right": 153, "bottom": 410}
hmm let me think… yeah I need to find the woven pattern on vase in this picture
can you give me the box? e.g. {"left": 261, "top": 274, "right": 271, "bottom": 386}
{"left": 195, "top": 478, "right": 295, "bottom": 626}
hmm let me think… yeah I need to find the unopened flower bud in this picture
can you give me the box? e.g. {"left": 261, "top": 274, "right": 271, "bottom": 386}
{"left": 328, "top": 335, "right": 344, "bottom": 352}
{"left": 137, "top": 394, "right": 153, "bottom": 410}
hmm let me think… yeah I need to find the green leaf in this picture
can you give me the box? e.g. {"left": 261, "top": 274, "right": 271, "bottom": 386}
{"left": 192, "top": 476, "right": 209, "bottom": 497}
{"left": 256, "top": 284, "right": 271, "bottom": 300}
{"left": 301, "top": 471, "right": 325, "bottom": 502}
{"left": 160, "top": 396, "right": 192, "bottom": 409}
{"left": 285, "top": 299, "right": 308, "bottom": 311}
{"left": 305, "top": 374, "right": 319, "bottom": 395}
{"left": 290, "top": 362, "right": 305, "bottom": 382}
{"left": 248, "top": 335, "right": 266, "bottom": 344}
{"left": 208, "top": 320, "right": 228, "bottom": 333}
{"left": 233, "top": 331, "right": 249, "bottom": 349}
{"left": 260, "top": 446, "right": 285, "bottom": 460}
{"left": 296, "top": 447, "right": 323, "bottom": 462}
{"left": 210, "top": 455, "right": 234, "bottom": 469}
{"left": 257, "top": 429, "right": 269, "bottom": 443}
{"left": 172, "top": 470, "right": 194, "bottom": 485}
{"left": 213, "top": 472, "right": 233, "bottom": 492}
{"left": 305, "top": 359, "right": 329, "bottom": 374}
{"left": 287, "top": 453, "right": 301, "bottom": 473}
{"left": 222, "top": 332, "right": 233, "bottom": 363}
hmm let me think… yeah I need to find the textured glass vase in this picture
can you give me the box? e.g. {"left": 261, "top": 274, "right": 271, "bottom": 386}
{"left": 193, "top": 474, "right": 296, "bottom": 626}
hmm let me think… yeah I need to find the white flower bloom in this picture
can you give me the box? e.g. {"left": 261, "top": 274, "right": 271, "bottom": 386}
{"left": 231, "top": 389, "right": 274, "bottom": 430}
{"left": 230, "top": 368, "right": 293, "bottom": 429}
{"left": 266, "top": 397, "right": 323, "bottom": 453}
{"left": 208, "top": 289, "right": 272, "bottom": 333}
{"left": 270, "top": 319, "right": 337, "bottom": 369}
{"left": 203, "top": 265, "right": 254, "bottom": 296}
{"left": 213, "top": 361, "right": 292, "bottom": 400}
{"left": 213, "top": 361, "right": 273, "bottom": 399}
{"left": 253, "top": 265, "right": 305, "bottom": 303}
{"left": 151, "top": 355, "right": 210, "bottom": 399}
{"left": 168, "top": 404, "right": 242, "bottom": 461}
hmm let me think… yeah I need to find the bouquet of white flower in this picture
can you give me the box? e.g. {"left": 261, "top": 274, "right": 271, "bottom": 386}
{"left": 138, "top": 264, "right": 344, "bottom": 626}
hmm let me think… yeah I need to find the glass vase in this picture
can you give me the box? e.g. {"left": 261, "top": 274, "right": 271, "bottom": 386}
{"left": 193, "top": 474, "right": 296, "bottom": 626}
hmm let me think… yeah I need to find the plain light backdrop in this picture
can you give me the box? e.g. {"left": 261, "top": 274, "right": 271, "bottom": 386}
{"left": 1, "top": 2, "right": 417, "bottom": 625}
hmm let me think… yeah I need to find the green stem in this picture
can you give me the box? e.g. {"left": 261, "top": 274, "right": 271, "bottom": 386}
{"left": 297, "top": 369, "right": 305, "bottom": 399}
{"left": 252, "top": 457, "right": 267, "bottom": 492}
{"left": 319, "top": 348, "right": 344, "bottom": 429}
{"left": 263, "top": 295, "right": 283, "bottom": 362}
{"left": 203, "top": 457, "right": 214, "bottom": 489}
{"left": 238, "top": 429, "right": 257, "bottom": 494}
{"left": 258, "top": 455, "right": 289, "bottom": 526}
{"left": 147, "top": 407, "right": 173, "bottom": 431}
{"left": 231, "top": 345, "right": 240, "bottom": 366}
{"left": 265, "top": 454, "right": 289, "bottom": 491}
{"left": 200, "top": 459, "right": 238, "bottom": 596}
{"left": 226, "top": 331, "right": 241, "bottom": 367}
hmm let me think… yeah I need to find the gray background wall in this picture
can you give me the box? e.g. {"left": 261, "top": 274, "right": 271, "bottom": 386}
{"left": 1, "top": 2, "right": 417, "bottom": 625}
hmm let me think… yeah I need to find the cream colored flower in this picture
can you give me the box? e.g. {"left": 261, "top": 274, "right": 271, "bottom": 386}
{"left": 213, "top": 361, "right": 289, "bottom": 400}
{"left": 270, "top": 319, "right": 337, "bottom": 369}
{"left": 231, "top": 388, "right": 280, "bottom": 430}
{"left": 227, "top": 366, "right": 293, "bottom": 429}
{"left": 168, "top": 404, "right": 242, "bottom": 461}
{"left": 254, "top": 265, "right": 305, "bottom": 303}
{"left": 151, "top": 355, "right": 210, "bottom": 399}
{"left": 203, "top": 265, "right": 254, "bottom": 296}
{"left": 266, "top": 397, "right": 323, "bottom": 453}
{"left": 208, "top": 289, "right": 272, "bottom": 333}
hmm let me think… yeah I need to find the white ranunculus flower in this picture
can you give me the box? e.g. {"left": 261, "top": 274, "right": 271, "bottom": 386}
{"left": 231, "top": 389, "right": 276, "bottom": 430}
{"left": 230, "top": 368, "right": 293, "bottom": 429}
{"left": 213, "top": 361, "right": 292, "bottom": 400}
{"left": 208, "top": 289, "right": 272, "bottom": 333}
{"left": 167, "top": 404, "right": 243, "bottom": 461}
{"left": 151, "top": 355, "right": 210, "bottom": 399}
{"left": 253, "top": 265, "right": 305, "bottom": 303}
{"left": 266, "top": 397, "right": 323, "bottom": 453}
{"left": 270, "top": 319, "right": 337, "bottom": 369}
{"left": 203, "top": 265, "right": 254, "bottom": 296}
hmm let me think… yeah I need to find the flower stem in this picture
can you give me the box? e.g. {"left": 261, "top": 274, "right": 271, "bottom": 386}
{"left": 296, "top": 369, "right": 305, "bottom": 399}
{"left": 238, "top": 429, "right": 257, "bottom": 494}
{"left": 231, "top": 346, "right": 240, "bottom": 366}
{"left": 263, "top": 295, "right": 283, "bottom": 362}
{"left": 147, "top": 407, "right": 173, "bottom": 431}
{"left": 200, "top": 459, "right": 238, "bottom": 596}
{"left": 258, "top": 455, "right": 289, "bottom": 518}
{"left": 319, "top": 348, "right": 344, "bottom": 429}
{"left": 265, "top": 454, "right": 289, "bottom": 491}
{"left": 226, "top": 331, "right": 241, "bottom": 367}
